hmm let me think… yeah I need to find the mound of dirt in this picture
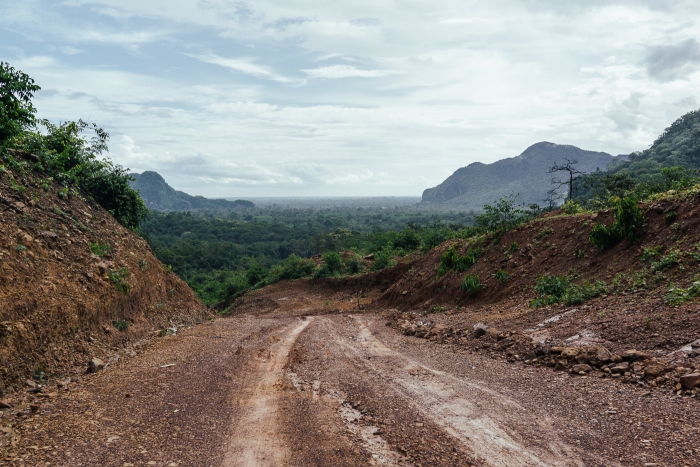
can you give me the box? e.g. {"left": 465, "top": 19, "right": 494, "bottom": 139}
{"left": 0, "top": 164, "right": 207, "bottom": 395}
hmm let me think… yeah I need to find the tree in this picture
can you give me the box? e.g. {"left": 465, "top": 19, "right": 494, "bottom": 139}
{"left": 0, "top": 62, "right": 41, "bottom": 144}
{"left": 548, "top": 158, "right": 585, "bottom": 202}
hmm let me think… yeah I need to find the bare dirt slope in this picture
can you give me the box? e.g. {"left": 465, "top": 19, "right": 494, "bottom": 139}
{"left": 0, "top": 162, "right": 207, "bottom": 396}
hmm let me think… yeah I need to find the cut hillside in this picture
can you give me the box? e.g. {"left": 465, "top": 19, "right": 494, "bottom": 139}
{"left": 130, "top": 171, "right": 254, "bottom": 211}
{"left": 422, "top": 142, "right": 621, "bottom": 209}
{"left": 0, "top": 159, "right": 207, "bottom": 396}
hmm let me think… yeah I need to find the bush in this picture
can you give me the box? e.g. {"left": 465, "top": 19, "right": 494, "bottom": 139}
{"left": 475, "top": 193, "right": 531, "bottom": 233}
{"left": 437, "top": 246, "right": 481, "bottom": 277}
{"left": 493, "top": 269, "right": 510, "bottom": 283}
{"left": 245, "top": 260, "right": 268, "bottom": 286}
{"left": 112, "top": 319, "right": 132, "bottom": 332}
{"left": 534, "top": 275, "right": 569, "bottom": 299}
{"left": 89, "top": 242, "right": 111, "bottom": 257}
{"left": 640, "top": 246, "right": 662, "bottom": 262}
{"left": 562, "top": 200, "right": 583, "bottom": 215}
{"left": 108, "top": 267, "right": 131, "bottom": 294}
{"left": 664, "top": 281, "right": 700, "bottom": 307}
{"left": 588, "top": 196, "right": 643, "bottom": 250}
{"left": 460, "top": 274, "right": 483, "bottom": 295}
{"left": 651, "top": 249, "right": 680, "bottom": 272}
{"left": 562, "top": 280, "right": 607, "bottom": 305}
{"left": 371, "top": 248, "right": 395, "bottom": 271}
{"left": 344, "top": 256, "right": 362, "bottom": 274}
{"left": 394, "top": 228, "right": 421, "bottom": 251}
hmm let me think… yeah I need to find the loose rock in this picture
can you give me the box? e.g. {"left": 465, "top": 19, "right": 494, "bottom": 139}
{"left": 88, "top": 357, "right": 105, "bottom": 373}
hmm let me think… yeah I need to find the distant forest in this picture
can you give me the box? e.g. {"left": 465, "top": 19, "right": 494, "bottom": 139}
{"left": 141, "top": 201, "right": 478, "bottom": 305}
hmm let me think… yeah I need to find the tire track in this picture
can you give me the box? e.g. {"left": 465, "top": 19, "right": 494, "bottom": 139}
{"left": 322, "top": 316, "right": 592, "bottom": 467}
{"left": 221, "top": 318, "right": 312, "bottom": 467}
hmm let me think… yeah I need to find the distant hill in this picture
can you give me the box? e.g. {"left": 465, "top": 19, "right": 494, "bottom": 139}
{"left": 608, "top": 108, "right": 700, "bottom": 177}
{"left": 129, "top": 171, "right": 254, "bottom": 211}
{"left": 421, "top": 142, "right": 621, "bottom": 209}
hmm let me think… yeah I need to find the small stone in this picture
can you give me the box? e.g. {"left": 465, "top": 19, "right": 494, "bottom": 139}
{"left": 25, "top": 379, "right": 36, "bottom": 388}
{"left": 644, "top": 361, "right": 667, "bottom": 378}
{"left": 572, "top": 364, "right": 592, "bottom": 373}
{"left": 610, "top": 362, "right": 629, "bottom": 374}
{"left": 623, "top": 350, "right": 649, "bottom": 361}
{"left": 88, "top": 357, "right": 105, "bottom": 373}
{"left": 680, "top": 373, "right": 700, "bottom": 389}
{"left": 473, "top": 323, "right": 488, "bottom": 338}
{"left": 560, "top": 347, "right": 582, "bottom": 360}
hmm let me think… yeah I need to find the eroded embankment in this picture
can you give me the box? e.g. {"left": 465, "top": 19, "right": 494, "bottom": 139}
{"left": 0, "top": 164, "right": 207, "bottom": 395}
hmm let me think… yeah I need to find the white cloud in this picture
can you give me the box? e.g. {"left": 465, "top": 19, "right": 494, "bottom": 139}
{"left": 303, "top": 65, "right": 402, "bottom": 79}
{"left": 185, "top": 51, "right": 292, "bottom": 82}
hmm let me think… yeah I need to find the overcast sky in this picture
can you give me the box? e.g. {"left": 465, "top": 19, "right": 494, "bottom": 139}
{"left": 2, "top": 0, "right": 700, "bottom": 197}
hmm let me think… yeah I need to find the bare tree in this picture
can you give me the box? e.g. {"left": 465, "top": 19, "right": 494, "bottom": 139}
{"left": 548, "top": 158, "right": 585, "bottom": 202}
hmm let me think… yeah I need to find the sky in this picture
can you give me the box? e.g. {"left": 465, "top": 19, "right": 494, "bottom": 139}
{"left": 1, "top": 0, "right": 700, "bottom": 198}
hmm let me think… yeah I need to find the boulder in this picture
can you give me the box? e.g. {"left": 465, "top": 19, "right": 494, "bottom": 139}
{"left": 364, "top": 253, "right": 375, "bottom": 261}
{"left": 680, "top": 373, "right": 700, "bottom": 390}
{"left": 88, "top": 357, "right": 105, "bottom": 373}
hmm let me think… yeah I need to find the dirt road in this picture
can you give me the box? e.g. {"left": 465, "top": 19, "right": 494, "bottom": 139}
{"left": 2, "top": 309, "right": 698, "bottom": 466}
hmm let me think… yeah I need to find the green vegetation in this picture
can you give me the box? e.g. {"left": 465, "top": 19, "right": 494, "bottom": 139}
{"left": 664, "top": 281, "right": 700, "bottom": 307}
{"left": 651, "top": 249, "right": 680, "bottom": 272}
{"left": 493, "top": 269, "right": 511, "bottom": 283}
{"left": 589, "top": 196, "right": 644, "bottom": 249}
{"left": 89, "top": 242, "right": 111, "bottom": 257}
{"left": 112, "top": 319, "right": 132, "bottom": 332}
{"left": 108, "top": 267, "right": 131, "bottom": 294}
{"left": 0, "top": 62, "right": 147, "bottom": 230}
{"left": 530, "top": 275, "right": 607, "bottom": 308}
{"left": 460, "top": 274, "right": 483, "bottom": 296}
{"left": 641, "top": 246, "right": 662, "bottom": 262}
{"left": 437, "top": 246, "right": 481, "bottom": 277}
{"left": 665, "top": 211, "right": 678, "bottom": 225}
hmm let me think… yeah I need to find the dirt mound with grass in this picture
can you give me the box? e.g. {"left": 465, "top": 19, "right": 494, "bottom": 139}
{"left": 0, "top": 163, "right": 207, "bottom": 396}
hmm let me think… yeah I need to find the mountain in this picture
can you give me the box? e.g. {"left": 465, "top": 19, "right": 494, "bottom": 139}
{"left": 421, "top": 142, "right": 620, "bottom": 209}
{"left": 129, "top": 171, "right": 254, "bottom": 211}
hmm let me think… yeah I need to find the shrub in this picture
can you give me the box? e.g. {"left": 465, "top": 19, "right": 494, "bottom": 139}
{"left": 0, "top": 61, "right": 41, "bottom": 144}
{"left": 89, "top": 242, "right": 111, "bottom": 257}
{"left": 108, "top": 267, "right": 131, "bottom": 294}
{"left": 509, "top": 242, "right": 519, "bottom": 254}
{"left": 394, "top": 228, "right": 421, "bottom": 251}
{"left": 245, "top": 260, "right": 268, "bottom": 286}
{"left": 562, "top": 200, "right": 583, "bottom": 215}
{"left": 651, "top": 249, "right": 680, "bottom": 272}
{"left": 460, "top": 274, "right": 483, "bottom": 296}
{"left": 437, "top": 246, "right": 481, "bottom": 277}
{"left": 575, "top": 249, "right": 584, "bottom": 259}
{"left": 475, "top": 193, "right": 529, "bottom": 233}
{"left": 493, "top": 269, "right": 510, "bottom": 283}
{"left": 534, "top": 275, "right": 569, "bottom": 299}
{"left": 640, "top": 246, "right": 662, "bottom": 262}
{"left": 588, "top": 196, "right": 644, "bottom": 250}
{"left": 371, "top": 248, "right": 395, "bottom": 271}
{"left": 344, "top": 256, "right": 362, "bottom": 274}
{"left": 112, "top": 319, "right": 132, "bottom": 332}
{"left": 663, "top": 281, "right": 700, "bottom": 307}
{"left": 562, "top": 281, "right": 607, "bottom": 305}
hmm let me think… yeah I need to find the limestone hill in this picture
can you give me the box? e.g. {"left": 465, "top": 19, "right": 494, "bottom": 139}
{"left": 422, "top": 142, "right": 621, "bottom": 209}
{"left": 130, "top": 171, "right": 254, "bottom": 212}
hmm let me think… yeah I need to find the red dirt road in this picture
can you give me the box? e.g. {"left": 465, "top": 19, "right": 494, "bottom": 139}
{"left": 2, "top": 307, "right": 698, "bottom": 466}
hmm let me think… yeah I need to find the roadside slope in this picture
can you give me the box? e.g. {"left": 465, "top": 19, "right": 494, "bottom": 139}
{"left": 0, "top": 160, "right": 207, "bottom": 396}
